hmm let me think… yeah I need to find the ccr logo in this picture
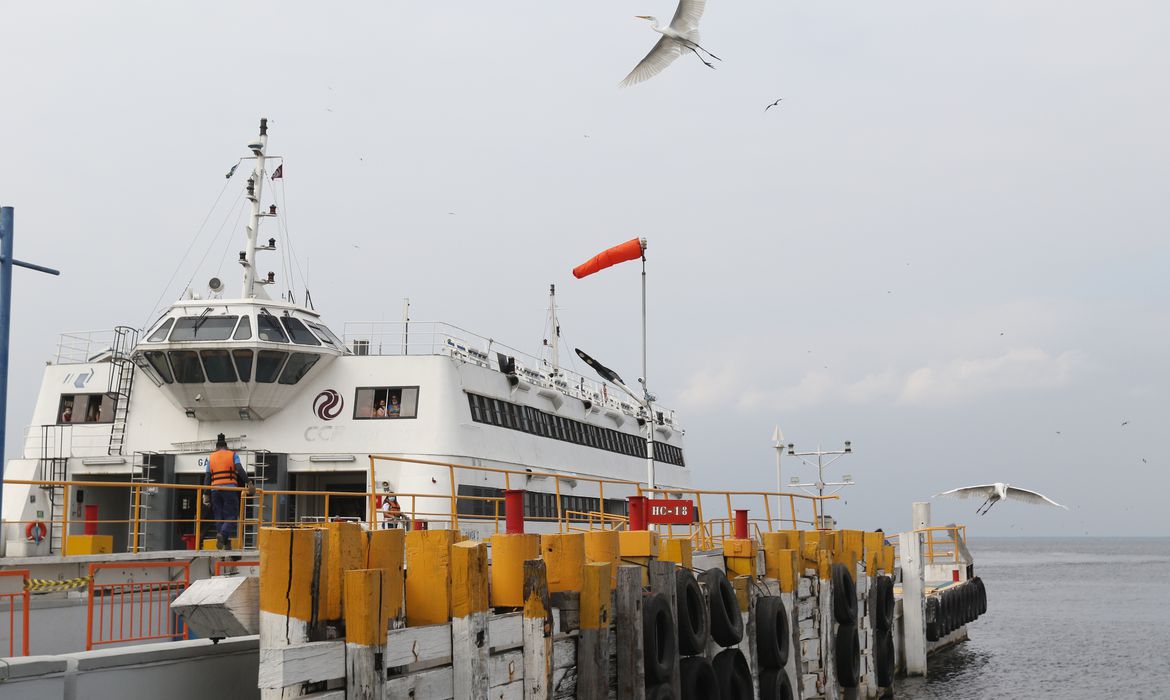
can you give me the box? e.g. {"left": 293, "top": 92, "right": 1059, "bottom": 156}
{"left": 313, "top": 389, "right": 344, "bottom": 421}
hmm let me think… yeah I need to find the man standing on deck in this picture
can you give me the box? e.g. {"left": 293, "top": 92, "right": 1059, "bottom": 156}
{"left": 203, "top": 433, "right": 252, "bottom": 550}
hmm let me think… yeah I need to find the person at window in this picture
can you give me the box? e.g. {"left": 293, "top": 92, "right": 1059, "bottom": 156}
{"left": 373, "top": 399, "right": 387, "bottom": 418}
{"left": 386, "top": 496, "right": 405, "bottom": 528}
{"left": 202, "top": 433, "right": 253, "bottom": 550}
{"left": 388, "top": 395, "right": 401, "bottom": 417}
{"left": 60, "top": 405, "right": 73, "bottom": 423}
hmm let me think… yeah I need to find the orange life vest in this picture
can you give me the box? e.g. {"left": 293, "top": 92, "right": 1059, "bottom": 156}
{"left": 209, "top": 449, "right": 238, "bottom": 486}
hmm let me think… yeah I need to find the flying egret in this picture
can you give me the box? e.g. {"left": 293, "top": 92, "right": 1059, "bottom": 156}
{"left": 933, "top": 482, "right": 1068, "bottom": 516}
{"left": 765, "top": 98, "right": 784, "bottom": 112}
{"left": 620, "top": 0, "right": 720, "bottom": 87}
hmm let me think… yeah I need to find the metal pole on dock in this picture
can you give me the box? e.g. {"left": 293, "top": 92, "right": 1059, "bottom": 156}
{"left": 0, "top": 206, "right": 61, "bottom": 507}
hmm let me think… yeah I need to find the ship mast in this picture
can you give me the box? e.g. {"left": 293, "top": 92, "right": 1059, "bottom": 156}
{"left": 241, "top": 118, "right": 269, "bottom": 299}
{"left": 546, "top": 284, "right": 560, "bottom": 378}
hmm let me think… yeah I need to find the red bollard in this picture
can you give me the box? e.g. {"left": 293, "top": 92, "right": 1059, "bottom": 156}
{"left": 628, "top": 496, "right": 647, "bottom": 531}
{"left": 505, "top": 489, "right": 526, "bottom": 534}
{"left": 734, "top": 509, "right": 749, "bottom": 539}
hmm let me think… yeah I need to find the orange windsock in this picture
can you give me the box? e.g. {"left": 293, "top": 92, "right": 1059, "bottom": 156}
{"left": 572, "top": 238, "right": 645, "bottom": 279}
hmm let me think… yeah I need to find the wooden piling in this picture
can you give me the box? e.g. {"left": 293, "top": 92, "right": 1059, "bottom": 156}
{"left": 523, "top": 559, "right": 554, "bottom": 699}
{"left": 660, "top": 537, "right": 693, "bottom": 570}
{"left": 259, "top": 527, "right": 329, "bottom": 699}
{"left": 405, "top": 529, "right": 457, "bottom": 626}
{"left": 583, "top": 530, "right": 620, "bottom": 585}
{"left": 451, "top": 540, "right": 490, "bottom": 698}
{"left": 615, "top": 565, "right": 646, "bottom": 700}
{"left": 491, "top": 533, "right": 540, "bottom": 608}
{"left": 541, "top": 533, "right": 585, "bottom": 592}
{"left": 577, "top": 562, "right": 612, "bottom": 700}
{"left": 648, "top": 560, "right": 681, "bottom": 699}
{"left": 364, "top": 528, "right": 405, "bottom": 632}
{"left": 324, "top": 521, "right": 364, "bottom": 622}
{"left": 344, "top": 569, "right": 385, "bottom": 700}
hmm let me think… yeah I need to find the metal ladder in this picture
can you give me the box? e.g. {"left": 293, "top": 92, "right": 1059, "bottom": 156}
{"left": 39, "top": 455, "right": 68, "bottom": 554}
{"left": 106, "top": 326, "right": 138, "bottom": 456}
{"left": 241, "top": 451, "right": 270, "bottom": 550}
{"left": 127, "top": 452, "right": 158, "bottom": 552}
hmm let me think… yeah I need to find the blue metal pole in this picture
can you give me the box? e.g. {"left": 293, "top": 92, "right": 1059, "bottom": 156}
{"left": 0, "top": 206, "right": 13, "bottom": 509}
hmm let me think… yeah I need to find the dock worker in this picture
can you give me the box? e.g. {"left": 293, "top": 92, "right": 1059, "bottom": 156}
{"left": 203, "top": 433, "right": 253, "bottom": 550}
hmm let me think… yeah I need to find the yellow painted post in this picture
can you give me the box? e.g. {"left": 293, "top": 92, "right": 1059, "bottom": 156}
{"left": 365, "top": 528, "right": 405, "bottom": 628}
{"left": 817, "top": 549, "right": 833, "bottom": 581}
{"left": 61, "top": 485, "right": 70, "bottom": 555}
{"left": 259, "top": 527, "right": 327, "bottom": 699}
{"left": 540, "top": 533, "right": 585, "bottom": 593}
{"left": 762, "top": 533, "right": 801, "bottom": 592}
{"left": 451, "top": 541, "right": 489, "bottom": 697}
{"left": 195, "top": 486, "right": 203, "bottom": 543}
{"left": 864, "top": 531, "right": 885, "bottom": 576}
{"left": 345, "top": 569, "right": 385, "bottom": 700}
{"left": 660, "top": 537, "right": 693, "bottom": 570}
{"left": 131, "top": 484, "right": 142, "bottom": 553}
{"left": 324, "top": 521, "right": 364, "bottom": 621}
{"left": 723, "top": 537, "right": 758, "bottom": 578}
{"left": 489, "top": 533, "right": 540, "bottom": 607}
{"left": 617, "top": 530, "right": 659, "bottom": 585}
{"left": 405, "top": 529, "right": 457, "bottom": 626}
{"left": 583, "top": 530, "right": 620, "bottom": 585}
{"left": 577, "top": 562, "right": 613, "bottom": 700}
{"left": 523, "top": 559, "right": 554, "bottom": 698}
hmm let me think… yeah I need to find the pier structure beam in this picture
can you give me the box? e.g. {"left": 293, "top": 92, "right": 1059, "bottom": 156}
{"left": 490, "top": 532, "right": 540, "bottom": 607}
{"left": 364, "top": 528, "right": 405, "bottom": 632}
{"left": 324, "top": 521, "right": 364, "bottom": 623}
{"left": 615, "top": 565, "right": 646, "bottom": 700}
{"left": 659, "top": 537, "right": 692, "bottom": 570}
{"left": 618, "top": 530, "right": 659, "bottom": 585}
{"left": 900, "top": 529, "right": 928, "bottom": 675}
{"left": 405, "top": 529, "right": 457, "bottom": 626}
{"left": 576, "top": 562, "right": 613, "bottom": 700}
{"left": 583, "top": 530, "right": 620, "bottom": 586}
{"left": 345, "top": 569, "right": 386, "bottom": 700}
{"left": 450, "top": 540, "right": 490, "bottom": 698}
{"left": 522, "top": 559, "right": 554, "bottom": 699}
{"left": 818, "top": 549, "right": 840, "bottom": 700}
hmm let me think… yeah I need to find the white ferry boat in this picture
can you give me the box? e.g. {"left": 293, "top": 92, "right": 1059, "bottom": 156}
{"left": 0, "top": 119, "right": 689, "bottom": 556}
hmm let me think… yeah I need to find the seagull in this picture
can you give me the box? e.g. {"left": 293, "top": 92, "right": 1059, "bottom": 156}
{"left": 621, "top": 0, "right": 720, "bottom": 87}
{"left": 934, "top": 482, "right": 1068, "bottom": 516}
{"left": 765, "top": 98, "right": 784, "bottom": 112}
{"left": 1121, "top": 420, "right": 1129, "bottom": 426}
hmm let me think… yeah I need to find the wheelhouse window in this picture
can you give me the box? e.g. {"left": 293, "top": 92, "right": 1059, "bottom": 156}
{"left": 57, "top": 393, "right": 117, "bottom": 424}
{"left": 168, "top": 351, "right": 205, "bottom": 383}
{"left": 232, "top": 349, "right": 254, "bottom": 381}
{"left": 146, "top": 318, "right": 174, "bottom": 342}
{"left": 354, "top": 386, "right": 420, "bottom": 419}
{"left": 170, "top": 315, "right": 239, "bottom": 341}
{"left": 278, "top": 353, "right": 320, "bottom": 384}
{"left": 306, "top": 321, "right": 343, "bottom": 349}
{"left": 143, "top": 351, "right": 173, "bottom": 383}
{"left": 255, "top": 350, "right": 288, "bottom": 383}
{"left": 256, "top": 313, "right": 289, "bottom": 342}
{"left": 200, "top": 349, "right": 237, "bottom": 383}
{"left": 281, "top": 317, "right": 322, "bottom": 346}
{"left": 233, "top": 316, "right": 252, "bottom": 340}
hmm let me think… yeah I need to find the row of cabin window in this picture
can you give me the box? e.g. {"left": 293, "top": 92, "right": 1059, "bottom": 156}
{"left": 455, "top": 484, "right": 630, "bottom": 520}
{"left": 466, "top": 393, "right": 686, "bottom": 468}
{"left": 146, "top": 313, "right": 343, "bottom": 349}
{"left": 141, "top": 348, "right": 319, "bottom": 385}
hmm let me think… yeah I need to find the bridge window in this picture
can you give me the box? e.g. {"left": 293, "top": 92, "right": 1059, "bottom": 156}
{"left": 353, "top": 386, "right": 420, "bottom": 419}
{"left": 233, "top": 316, "right": 252, "bottom": 340}
{"left": 257, "top": 313, "right": 289, "bottom": 343}
{"left": 200, "top": 349, "right": 237, "bottom": 383}
{"left": 170, "top": 315, "right": 239, "bottom": 341}
{"left": 255, "top": 351, "right": 288, "bottom": 383}
{"left": 306, "top": 321, "right": 343, "bottom": 348}
{"left": 232, "top": 349, "right": 253, "bottom": 381}
{"left": 282, "top": 317, "right": 322, "bottom": 346}
{"left": 143, "top": 351, "right": 173, "bottom": 383}
{"left": 168, "top": 351, "right": 205, "bottom": 383}
{"left": 146, "top": 318, "right": 174, "bottom": 342}
{"left": 279, "top": 353, "right": 320, "bottom": 384}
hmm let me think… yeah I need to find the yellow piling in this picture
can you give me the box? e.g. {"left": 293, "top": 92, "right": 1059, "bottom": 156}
{"left": 490, "top": 533, "right": 540, "bottom": 607}
{"left": 617, "top": 530, "right": 659, "bottom": 585}
{"left": 541, "top": 533, "right": 586, "bottom": 593}
{"left": 723, "top": 538, "right": 758, "bottom": 578}
{"left": 406, "top": 529, "right": 457, "bottom": 626}
{"left": 365, "top": 528, "right": 405, "bottom": 626}
{"left": 583, "top": 531, "right": 620, "bottom": 585}
{"left": 324, "top": 521, "right": 365, "bottom": 621}
{"left": 451, "top": 540, "right": 489, "bottom": 619}
{"left": 345, "top": 569, "right": 386, "bottom": 648}
{"left": 764, "top": 546, "right": 800, "bottom": 593}
{"left": 660, "top": 537, "right": 693, "bottom": 570}
{"left": 259, "top": 527, "right": 321, "bottom": 625}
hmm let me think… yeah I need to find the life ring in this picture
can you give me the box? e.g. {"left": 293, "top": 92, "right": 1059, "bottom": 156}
{"left": 675, "top": 569, "right": 709, "bottom": 655}
{"left": 25, "top": 520, "right": 47, "bottom": 543}
{"left": 831, "top": 563, "right": 857, "bottom": 625}
{"left": 834, "top": 623, "right": 861, "bottom": 688}
{"left": 679, "top": 656, "right": 719, "bottom": 700}
{"left": 759, "top": 667, "right": 795, "bottom": 700}
{"left": 698, "top": 568, "right": 743, "bottom": 647}
{"left": 712, "top": 648, "right": 753, "bottom": 700}
{"left": 755, "top": 596, "right": 790, "bottom": 670}
{"left": 642, "top": 592, "right": 677, "bottom": 684}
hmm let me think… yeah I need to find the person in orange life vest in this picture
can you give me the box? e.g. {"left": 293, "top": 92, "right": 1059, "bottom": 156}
{"left": 202, "top": 433, "right": 252, "bottom": 550}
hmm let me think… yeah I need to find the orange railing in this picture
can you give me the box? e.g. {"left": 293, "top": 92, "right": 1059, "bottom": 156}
{"left": 640, "top": 488, "right": 835, "bottom": 550}
{"left": 86, "top": 561, "right": 189, "bottom": 650}
{"left": 0, "top": 570, "right": 31, "bottom": 657}
{"left": 887, "top": 525, "right": 967, "bottom": 567}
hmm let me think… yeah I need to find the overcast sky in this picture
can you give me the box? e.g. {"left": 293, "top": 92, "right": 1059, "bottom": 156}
{"left": 2, "top": 1, "right": 1166, "bottom": 536}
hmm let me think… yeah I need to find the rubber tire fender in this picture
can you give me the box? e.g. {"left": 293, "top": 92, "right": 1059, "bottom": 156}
{"left": 940, "top": 590, "right": 954, "bottom": 636}
{"left": 831, "top": 563, "right": 857, "bottom": 625}
{"left": 834, "top": 623, "right": 861, "bottom": 688}
{"left": 643, "top": 592, "right": 678, "bottom": 684}
{"left": 759, "top": 668, "right": 795, "bottom": 700}
{"left": 924, "top": 596, "right": 940, "bottom": 642}
{"left": 755, "top": 596, "right": 790, "bottom": 670}
{"left": 874, "top": 629, "right": 896, "bottom": 688}
{"left": 675, "top": 569, "right": 710, "bottom": 656}
{"left": 974, "top": 575, "right": 987, "bottom": 615}
{"left": 965, "top": 583, "right": 977, "bottom": 623}
{"left": 646, "top": 683, "right": 675, "bottom": 700}
{"left": 870, "top": 575, "right": 895, "bottom": 632}
{"left": 679, "top": 656, "right": 719, "bottom": 700}
{"left": 698, "top": 568, "right": 744, "bottom": 647}
{"left": 712, "top": 648, "right": 753, "bottom": 700}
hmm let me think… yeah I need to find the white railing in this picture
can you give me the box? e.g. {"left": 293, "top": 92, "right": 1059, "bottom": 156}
{"left": 341, "top": 321, "right": 679, "bottom": 428}
{"left": 54, "top": 330, "right": 118, "bottom": 365}
{"left": 23, "top": 424, "right": 114, "bottom": 460}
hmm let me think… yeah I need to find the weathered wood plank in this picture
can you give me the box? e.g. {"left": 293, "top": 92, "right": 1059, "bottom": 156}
{"left": 577, "top": 562, "right": 612, "bottom": 700}
{"left": 451, "top": 541, "right": 490, "bottom": 699}
{"left": 489, "top": 649, "right": 525, "bottom": 687}
{"left": 522, "top": 559, "right": 553, "bottom": 699}
{"left": 615, "top": 565, "right": 646, "bottom": 700}
{"left": 384, "top": 623, "right": 453, "bottom": 669}
{"left": 490, "top": 611, "right": 523, "bottom": 652}
{"left": 733, "top": 575, "right": 760, "bottom": 699}
{"left": 383, "top": 666, "right": 454, "bottom": 699}
{"left": 346, "top": 569, "right": 386, "bottom": 700}
{"left": 258, "top": 640, "right": 346, "bottom": 689}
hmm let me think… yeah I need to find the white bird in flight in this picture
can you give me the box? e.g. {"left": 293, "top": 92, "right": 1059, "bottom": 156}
{"left": 933, "top": 482, "right": 1068, "bottom": 516}
{"left": 620, "top": 0, "right": 720, "bottom": 87}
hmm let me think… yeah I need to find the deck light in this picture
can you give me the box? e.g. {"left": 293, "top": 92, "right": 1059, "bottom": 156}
{"left": 239, "top": 251, "right": 247, "bottom": 262}
{"left": 184, "top": 409, "right": 196, "bottom": 418}
{"left": 238, "top": 409, "right": 252, "bottom": 420}
{"left": 268, "top": 237, "right": 276, "bottom": 248}
{"left": 787, "top": 443, "right": 795, "bottom": 455}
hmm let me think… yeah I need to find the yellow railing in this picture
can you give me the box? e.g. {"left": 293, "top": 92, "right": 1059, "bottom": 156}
{"left": 564, "top": 510, "right": 629, "bottom": 533}
{"left": 640, "top": 488, "right": 835, "bottom": 550}
{"left": 886, "top": 525, "right": 967, "bottom": 567}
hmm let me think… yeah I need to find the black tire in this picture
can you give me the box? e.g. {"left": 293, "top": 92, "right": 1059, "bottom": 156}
{"left": 831, "top": 563, "right": 857, "bottom": 625}
{"left": 874, "top": 630, "right": 895, "bottom": 687}
{"left": 755, "top": 596, "right": 790, "bottom": 670}
{"left": 643, "top": 592, "right": 678, "bottom": 684}
{"left": 646, "top": 682, "right": 675, "bottom": 700}
{"left": 698, "top": 569, "right": 743, "bottom": 647}
{"left": 834, "top": 623, "right": 861, "bottom": 688}
{"left": 941, "top": 590, "right": 954, "bottom": 636}
{"left": 712, "top": 648, "right": 753, "bottom": 700}
{"left": 947, "top": 588, "right": 960, "bottom": 631}
{"left": 872, "top": 576, "right": 895, "bottom": 632}
{"left": 924, "top": 596, "right": 940, "bottom": 642}
{"left": 965, "top": 584, "right": 977, "bottom": 623}
{"left": 679, "top": 656, "right": 719, "bottom": 700}
{"left": 676, "top": 569, "right": 710, "bottom": 655}
{"left": 974, "top": 576, "right": 987, "bottom": 615}
{"left": 759, "top": 668, "right": 795, "bottom": 700}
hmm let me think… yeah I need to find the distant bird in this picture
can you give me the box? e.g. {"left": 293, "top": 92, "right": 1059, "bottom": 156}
{"left": 1142, "top": 458, "right": 1147, "bottom": 463}
{"left": 934, "top": 482, "right": 1068, "bottom": 516}
{"left": 765, "top": 98, "right": 784, "bottom": 112}
{"left": 1121, "top": 420, "right": 1129, "bottom": 426}
{"left": 1055, "top": 431, "right": 1062, "bottom": 434}
{"left": 621, "top": 0, "right": 719, "bottom": 87}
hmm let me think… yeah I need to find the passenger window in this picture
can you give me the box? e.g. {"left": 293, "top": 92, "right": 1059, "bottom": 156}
{"left": 147, "top": 318, "right": 174, "bottom": 342}
{"left": 200, "top": 350, "right": 237, "bottom": 383}
{"left": 232, "top": 349, "right": 253, "bottom": 381}
{"left": 144, "top": 351, "right": 173, "bottom": 383}
{"left": 278, "top": 353, "right": 320, "bottom": 384}
{"left": 168, "top": 351, "right": 205, "bottom": 383}
{"left": 354, "top": 386, "right": 419, "bottom": 419}
{"left": 257, "top": 314, "right": 289, "bottom": 342}
{"left": 234, "top": 316, "right": 252, "bottom": 340}
{"left": 282, "top": 317, "right": 322, "bottom": 346}
{"left": 255, "top": 350, "right": 288, "bottom": 383}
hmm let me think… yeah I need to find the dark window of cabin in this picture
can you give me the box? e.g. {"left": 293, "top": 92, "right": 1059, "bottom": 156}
{"left": 144, "top": 351, "right": 173, "bottom": 383}
{"left": 234, "top": 316, "right": 252, "bottom": 340}
{"left": 200, "top": 349, "right": 237, "bottom": 382}
{"left": 170, "top": 315, "right": 239, "bottom": 341}
{"left": 282, "top": 317, "right": 322, "bottom": 346}
{"left": 147, "top": 318, "right": 174, "bottom": 342}
{"left": 255, "top": 350, "right": 288, "bottom": 383}
{"left": 257, "top": 314, "right": 289, "bottom": 342}
{"left": 168, "top": 351, "right": 205, "bottom": 383}
{"left": 232, "top": 349, "right": 253, "bottom": 381}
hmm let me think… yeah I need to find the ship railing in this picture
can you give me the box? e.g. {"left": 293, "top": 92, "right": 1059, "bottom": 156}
{"left": 639, "top": 487, "right": 836, "bottom": 551}
{"left": 342, "top": 321, "right": 680, "bottom": 428}
{"left": 564, "top": 510, "right": 629, "bottom": 533}
{"left": 25, "top": 423, "right": 113, "bottom": 460}
{"left": 53, "top": 329, "right": 119, "bottom": 365}
{"left": 885, "top": 525, "right": 968, "bottom": 569}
